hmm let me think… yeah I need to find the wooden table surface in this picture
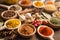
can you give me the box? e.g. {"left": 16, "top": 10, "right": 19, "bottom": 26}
{"left": 0, "top": 0, "right": 60, "bottom": 40}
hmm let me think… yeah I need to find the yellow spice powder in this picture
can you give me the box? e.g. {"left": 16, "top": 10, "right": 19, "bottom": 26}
{"left": 34, "top": 1, "right": 43, "bottom": 7}
{"left": 6, "top": 20, "right": 20, "bottom": 28}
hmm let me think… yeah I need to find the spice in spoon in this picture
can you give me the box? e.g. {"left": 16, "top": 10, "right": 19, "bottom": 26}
{"left": 39, "top": 27, "right": 52, "bottom": 36}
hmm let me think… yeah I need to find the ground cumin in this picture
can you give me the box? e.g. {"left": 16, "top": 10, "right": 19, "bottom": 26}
{"left": 20, "top": 25, "right": 34, "bottom": 35}
{"left": 39, "top": 27, "right": 52, "bottom": 36}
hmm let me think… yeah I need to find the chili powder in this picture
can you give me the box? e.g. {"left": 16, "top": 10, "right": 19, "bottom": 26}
{"left": 39, "top": 27, "right": 52, "bottom": 36}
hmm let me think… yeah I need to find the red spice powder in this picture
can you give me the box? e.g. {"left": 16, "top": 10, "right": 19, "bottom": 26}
{"left": 39, "top": 27, "right": 52, "bottom": 36}
{"left": 46, "top": 1, "right": 54, "bottom": 4}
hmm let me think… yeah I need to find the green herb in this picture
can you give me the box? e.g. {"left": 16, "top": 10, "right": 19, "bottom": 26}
{"left": 50, "top": 18, "right": 60, "bottom": 26}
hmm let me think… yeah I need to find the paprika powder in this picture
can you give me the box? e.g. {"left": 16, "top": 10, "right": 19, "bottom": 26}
{"left": 39, "top": 27, "right": 52, "bottom": 36}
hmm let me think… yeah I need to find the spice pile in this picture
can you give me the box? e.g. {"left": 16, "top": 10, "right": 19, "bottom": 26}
{"left": 9, "top": 5, "right": 21, "bottom": 11}
{"left": 50, "top": 18, "right": 60, "bottom": 26}
{"left": 1, "top": 10, "right": 17, "bottom": 20}
{"left": 39, "top": 27, "right": 52, "bottom": 36}
{"left": 3, "top": 11, "right": 15, "bottom": 18}
{"left": 34, "top": 1, "right": 44, "bottom": 7}
{"left": 6, "top": 19, "right": 20, "bottom": 29}
{"left": 19, "top": 24, "right": 34, "bottom": 35}
{"left": 0, "top": 29, "right": 18, "bottom": 40}
{"left": 21, "top": 0, "right": 31, "bottom": 5}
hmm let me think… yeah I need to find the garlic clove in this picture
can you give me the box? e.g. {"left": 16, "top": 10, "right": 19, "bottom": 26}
{"left": 25, "top": 13, "right": 32, "bottom": 18}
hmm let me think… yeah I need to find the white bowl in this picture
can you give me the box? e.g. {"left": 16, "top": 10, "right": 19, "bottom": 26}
{"left": 8, "top": 5, "right": 22, "bottom": 12}
{"left": 4, "top": 19, "right": 21, "bottom": 29}
{"left": 33, "top": 1, "right": 44, "bottom": 8}
{"left": 45, "top": 1, "right": 54, "bottom": 5}
{"left": 1, "top": 10, "right": 17, "bottom": 20}
{"left": 18, "top": 24, "right": 36, "bottom": 38}
{"left": 37, "top": 25, "right": 54, "bottom": 40}
{"left": 18, "top": 1, "right": 32, "bottom": 8}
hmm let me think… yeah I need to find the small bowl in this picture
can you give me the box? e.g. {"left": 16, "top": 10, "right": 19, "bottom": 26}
{"left": 33, "top": 1, "right": 44, "bottom": 8}
{"left": 8, "top": 5, "right": 22, "bottom": 12}
{"left": 48, "top": 17, "right": 60, "bottom": 28}
{"left": 55, "top": 2, "right": 60, "bottom": 8}
{"left": 4, "top": 19, "right": 21, "bottom": 29}
{"left": 18, "top": 24, "right": 36, "bottom": 38}
{"left": 1, "top": 10, "right": 17, "bottom": 20}
{"left": 52, "top": 11, "right": 60, "bottom": 18}
{"left": 44, "top": 5, "right": 57, "bottom": 13}
{"left": 37, "top": 25, "right": 54, "bottom": 40}
{"left": 18, "top": 1, "right": 32, "bottom": 8}
{"left": 45, "top": 1, "right": 54, "bottom": 5}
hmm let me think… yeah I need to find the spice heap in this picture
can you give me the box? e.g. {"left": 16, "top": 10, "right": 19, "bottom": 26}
{"left": 34, "top": 1, "right": 44, "bottom": 7}
{"left": 39, "top": 27, "right": 52, "bottom": 36}
{"left": 50, "top": 18, "right": 60, "bottom": 26}
{"left": 4, "top": 0, "right": 18, "bottom": 4}
{"left": 3, "top": 11, "right": 15, "bottom": 18}
{"left": 19, "top": 24, "right": 34, "bottom": 35}
{"left": 45, "top": 1, "right": 54, "bottom": 5}
{"left": 6, "top": 19, "right": 20, "bottom": 28}
{"left": 1, "top": 10, "right": 17, "bottom": 20}
{"left": 33, "top": 1, "right": 44, "bottom": 8}
{"left": 9, "top": 5, "right": 20, "bottom": 11}
{"left": 53, "top": 11, "right": 60, "bottom": 18}
{"left": 21, "top": 0, "right": 31, "bottom": 5}
{"left": 0, "top": 29, "right": 18, "bottom": 40}
{"left": 44, "top": 5, "right": 57, "bottom": 12}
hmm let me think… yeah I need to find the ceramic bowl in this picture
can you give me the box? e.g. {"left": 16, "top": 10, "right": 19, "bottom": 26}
{"left": 4, "top": 19, "right": 21, "bottom": 29}
{"left": 8, "top": 5, "right": 22, "bottom": 12}
{"left": 37, "top": 25, "right": 54, "bottom": 40}
{"left": 33, "top": 1, "right": 44, "bottom": 8}
{"left": 18, "top": 24, "right": 36, "bottom": 38}
{"left": 48, "top": 17, "right": 60, "bottom": 28}
{"left": 18, "top": 1, "right": 32, "bottom": 8}
{"left": 1, "top": 10, "right": 17, "bottom": 20}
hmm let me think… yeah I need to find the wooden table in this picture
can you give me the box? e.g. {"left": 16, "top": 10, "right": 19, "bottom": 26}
{"left": 0, "top": 0, "right": 60, "bottom": 40}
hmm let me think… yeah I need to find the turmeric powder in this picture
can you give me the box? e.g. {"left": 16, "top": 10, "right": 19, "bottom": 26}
{"left": 6, "top": 19, "right": 20, "bottom": 28}
{"left": 34, "top": 1, "right": 44, "bottom": 7}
